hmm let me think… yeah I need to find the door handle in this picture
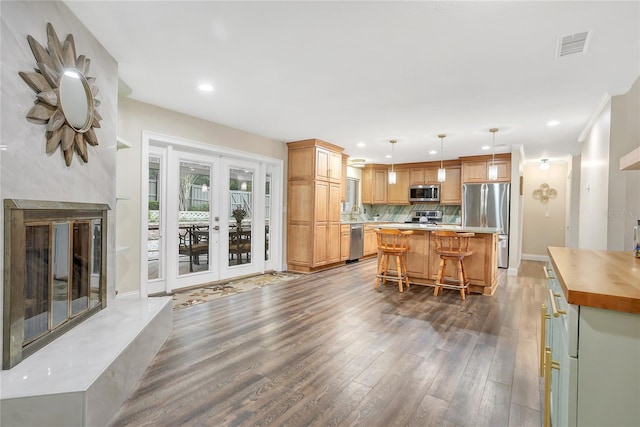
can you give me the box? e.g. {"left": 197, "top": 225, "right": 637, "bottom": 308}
{"left": 212, "top": 225, "right": 220, "bottom": 231}
{"left": 548, "top": 289, "right": 566, "bottom": 317}
{"left": 540, "top": 304, "right": 550, "bottom": 377}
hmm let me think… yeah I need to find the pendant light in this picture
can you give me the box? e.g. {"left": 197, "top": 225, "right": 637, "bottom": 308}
{"left": 388, "top": 139, "right": 397, "bottom": 184}
{"left": 437, "top": 134, "right": 446, "bottom": 182}
{"left": 488, "top": 128, "right": 499, "bottom": 180}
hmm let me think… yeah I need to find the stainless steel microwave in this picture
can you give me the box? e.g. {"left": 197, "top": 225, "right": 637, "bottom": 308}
{"left": 409, "top": 184, "right": 440, "bottom": 202}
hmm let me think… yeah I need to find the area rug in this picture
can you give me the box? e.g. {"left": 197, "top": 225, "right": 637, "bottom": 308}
{"left": 172, "top": 271, "right": 300, "bottom": 310}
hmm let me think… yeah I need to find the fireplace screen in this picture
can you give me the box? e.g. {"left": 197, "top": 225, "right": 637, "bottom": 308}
{"left": 3, "top": 200, "right": 108, "bottom": 369}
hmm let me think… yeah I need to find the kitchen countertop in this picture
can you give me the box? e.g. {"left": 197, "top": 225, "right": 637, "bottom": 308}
{"left": 372, "top": 222, "right": 500, "bottom": 234}
{"left": 547, "top": 246, "right": 640, "bottom": 314}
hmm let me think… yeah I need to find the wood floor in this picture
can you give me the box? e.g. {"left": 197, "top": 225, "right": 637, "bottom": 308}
{"left": 109, "top": 259, "right": 546, "bottom": 427}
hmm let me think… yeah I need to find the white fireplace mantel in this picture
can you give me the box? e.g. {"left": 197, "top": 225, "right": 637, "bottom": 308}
{"left": 0, "top": 296, "right": 172, "bottom": 426}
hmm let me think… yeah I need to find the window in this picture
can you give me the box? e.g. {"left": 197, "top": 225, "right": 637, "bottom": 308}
{"left": 343, "top": 178, "right": 359, "bottom": 212}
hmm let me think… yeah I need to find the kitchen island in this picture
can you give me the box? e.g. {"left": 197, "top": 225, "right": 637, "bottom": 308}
{"left": 372, "top": 223, "right": 500, "bottom": 295}
{"left": 543, "top": 247, "right": 640, "bottom": 426}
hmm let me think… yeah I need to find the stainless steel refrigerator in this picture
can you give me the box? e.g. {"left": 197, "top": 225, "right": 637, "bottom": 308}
{"left": 462, "top": 183, "right": 510, "bottom": 268}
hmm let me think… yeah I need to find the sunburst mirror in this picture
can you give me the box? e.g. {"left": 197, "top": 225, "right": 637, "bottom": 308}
{"left": 19, "top": 23, "right": 102, "bottom": 166}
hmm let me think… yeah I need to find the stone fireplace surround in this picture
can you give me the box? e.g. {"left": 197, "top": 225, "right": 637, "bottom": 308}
{"left": 0, "top": 295, "right": 172, "bottom": 426}
{"left": 0, "top": 198, "right": 171, "bottom": 426}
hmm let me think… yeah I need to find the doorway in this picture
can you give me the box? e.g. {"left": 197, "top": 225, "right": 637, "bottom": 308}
{"left": 142, "top": 134, "right": 283, "bottom": 296}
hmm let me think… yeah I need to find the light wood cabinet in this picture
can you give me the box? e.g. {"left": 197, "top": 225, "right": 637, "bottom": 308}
{"left": 409, "top": 167, "right": 438, "bottom": 184}
{"left": 461, "top": 161, "right": 486, "bottom": 182}
{"left": 287, "top": 139, "right": 344, "bottom": 272}
{"left": 425, "top": 167, "right": 438, "bottom": 183}
{"left": 340, "top": 224, "right": 350, "bottom": 261}
{"left": 362, "top": 165, "right": 388, "bottom": 204}
{"left": 288, "top": 139, "right": 343, "bottom": 182}
{"left": 364, "top": 226, "right": 378, "bottom": 256}
{"left": 428, "top": 231, "right": 498, "bottom": 295}
{"left": 387, "top": 169, "right": 410, "bottom": 204}
{"left": 491, "top": 159, "right": 511, "bottom": 182}
{"left": 461, "top": 157, "right": 511, "bottom": 183}
{"left": 409, "top": 167, "right": 425, "bottom": 185}
{"left": 405, "top": 232, "right": 430, "bottom": 278}
{"left": 341, "top": 154, "right": 348, "bottom": 202}
{"left": 315, "top": 147, "right": 342, "bottom": 183}
{"left": 440, "top": 166, "right": 461, "bottom": 204}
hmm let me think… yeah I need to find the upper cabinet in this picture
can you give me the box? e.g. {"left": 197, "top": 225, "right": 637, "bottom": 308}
{"left": 461, "top": 154, "right": 511, "bottom": 183}
{"left": 387, "top": 168, "right": 410, "bottom": 204}
{"left": 362, "top": 165, "right": 388, "bottom": 204}
{"left": 620, "top": 146, "right": 640, "bottom": 170}
{"left": 315, "top": 147, "right": 342, "bottom": 183}
{"left": 409, "top": 167, "right": 438, "bottom": 184}
{"left": 440, "top": 165, "right": 461, "bottom": 204}
{"left": 341, "top": 154, "right": 348, "bottom": 202}
{"left": 288, "top": 139, "right": 343, "bottom": 183}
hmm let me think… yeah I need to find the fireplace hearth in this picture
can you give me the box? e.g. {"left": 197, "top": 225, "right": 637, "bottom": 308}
{"left": 3, "top": 200, "right": 109, "bottom": 369}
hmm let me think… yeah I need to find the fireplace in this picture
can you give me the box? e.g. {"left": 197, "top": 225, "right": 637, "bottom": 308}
{"left": 3, "top": 200, "right": 109, "bottom": 369}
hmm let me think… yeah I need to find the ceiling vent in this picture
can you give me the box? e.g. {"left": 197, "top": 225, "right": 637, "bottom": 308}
{"left": 557, "top": 31, "right": 590, "bottom": 58}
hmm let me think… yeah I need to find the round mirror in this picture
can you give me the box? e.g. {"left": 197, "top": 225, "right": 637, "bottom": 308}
{"left": 59, "top": 69, "right": 94, "bottom": 133}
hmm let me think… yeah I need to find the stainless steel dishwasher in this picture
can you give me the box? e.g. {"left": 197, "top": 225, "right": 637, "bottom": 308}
{"left": 349, "top": 223, "right": 364, "bottom": 261}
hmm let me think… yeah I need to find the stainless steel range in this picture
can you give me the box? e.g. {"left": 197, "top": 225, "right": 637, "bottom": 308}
{"left": 405, "top": 210, "right": 443, "bottom": 224}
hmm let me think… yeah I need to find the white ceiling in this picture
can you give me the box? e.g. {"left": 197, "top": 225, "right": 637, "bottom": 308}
{"left": 65, "top": 1, "right": 639, "bottom": 166}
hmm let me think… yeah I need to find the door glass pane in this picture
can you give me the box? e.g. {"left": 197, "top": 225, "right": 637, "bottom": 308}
{"left": 148, "top": 156, "right": 162, "bottom": 280}
{"left": 229, "top": 168, "right": 253, "bottom": 266}
{"left": 178, "top": 161, "right": 210, "bottom": 276}
{"left": 265, "top": 173, "right": 271, "bottom": 261}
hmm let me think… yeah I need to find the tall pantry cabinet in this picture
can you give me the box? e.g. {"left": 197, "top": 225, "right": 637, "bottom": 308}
{"left": 287, "top": 139, "right": 343, "bottom": 272}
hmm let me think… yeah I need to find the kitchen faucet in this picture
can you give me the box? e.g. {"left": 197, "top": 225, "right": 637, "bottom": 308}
{"left": 350, "top": 205, "right": 361, "bottom": 221}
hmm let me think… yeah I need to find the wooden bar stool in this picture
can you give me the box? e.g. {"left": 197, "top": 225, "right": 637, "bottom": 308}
{"left": 374, "top": 229, "right": 413, "bottom": 293}
{"left": 433, "top": 231, "right": 475, "bottom": 300}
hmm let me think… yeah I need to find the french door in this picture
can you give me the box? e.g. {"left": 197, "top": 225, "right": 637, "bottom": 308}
{"left": 144, "top": 141, "right": 280, "bottom": 295}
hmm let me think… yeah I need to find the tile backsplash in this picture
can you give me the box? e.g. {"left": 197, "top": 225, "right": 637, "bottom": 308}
{"left": 341, "top": 204, "right": 461, "bottom": 223}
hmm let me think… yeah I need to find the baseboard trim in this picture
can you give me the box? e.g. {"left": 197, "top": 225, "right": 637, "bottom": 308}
{"left": 116, "top": 290, "right": 141, "bottom": 299}
{"left": 521, "top": 254, "right": 549, "bottom": 262}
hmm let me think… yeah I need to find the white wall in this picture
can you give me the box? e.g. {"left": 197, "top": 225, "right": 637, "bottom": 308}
{"left": 117, "top": 98, "right": 287, "bottom": 294}
{"left": 609, "top": 78, "right": 640, "bottom": 251}
{"left": 522, "top": 162, "right": 568, "bottom": 258}
{"left": 566, "top": 155, "right": 581, "bottom": 248}
{"left": 507, "top": 146, "right": 524, "bottom": 275}
{"left": 0, "top": 1, "right": 118, "bottom": 360}
{"left": 579, "top": 102, "right": 611, "bottom": 250}
{"left": 578, "top": 76, "right": 640, "bottom": 251}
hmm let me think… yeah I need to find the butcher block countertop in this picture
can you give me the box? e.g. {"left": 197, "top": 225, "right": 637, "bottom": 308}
{"left": 547, "top": 246, "right": 640, "bottom": 314}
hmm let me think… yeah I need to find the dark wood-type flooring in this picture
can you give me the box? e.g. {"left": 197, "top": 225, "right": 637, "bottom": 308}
{"left": 109, "top": 259, "right": 546, "bottom": 427}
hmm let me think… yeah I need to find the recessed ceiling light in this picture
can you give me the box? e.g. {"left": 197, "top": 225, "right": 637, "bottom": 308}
{"left": 198, "top": 83, "right": 214, "bottom": 92}
{"left": 547, "top": 120, "right": 559, "bottom": 126}
{"left": 429, "top": 150, "right": 437, "bottom": 155}
{"left": 481, "top": 145, "right": 490, "bottom": 150}
{"left": 385, "top": 154, "right": 392, "bottom": 159}
{"left": 357, "top": 142, "right": 365, "bottom": 148}
{"left": 0, "top": 145, "right": 7, "bottom": 151}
